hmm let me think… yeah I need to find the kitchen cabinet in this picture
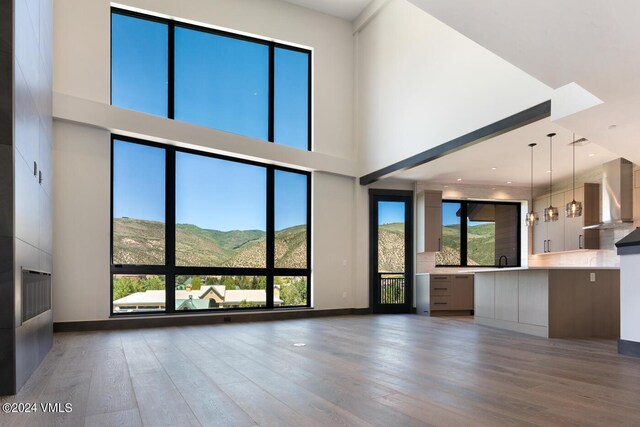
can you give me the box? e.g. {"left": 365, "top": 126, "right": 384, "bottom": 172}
{"left": 474, "top": 268, "right": 619, "bottom": 338}
{"left": 564, "top": 184, "right": 599, "bottom": 250}
{"left": 417, "top": 191, "right": 442, "bottom": 253}
{"left": 533, "top": 184, "right": 599, "bottom": 254}
{"left": 429, "top": 274, "right": 473, "bottom": 314}
{"left": 533, "top": 193, "right": 564, "bottom": 253}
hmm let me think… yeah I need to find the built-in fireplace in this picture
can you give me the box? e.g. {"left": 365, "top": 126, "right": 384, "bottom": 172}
{"left": 22, "top": 270, "right": 52, "bottom": 323}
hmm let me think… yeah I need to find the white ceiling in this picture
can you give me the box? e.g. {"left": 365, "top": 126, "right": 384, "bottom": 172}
{"left": 281, "top": 0, "right": 372, "bottom": 20}
{"left": 407, "top": 0, "right": 640, "bottom": 167}
{"left": 394, "top": 118, "right": 619, "bottom": 187}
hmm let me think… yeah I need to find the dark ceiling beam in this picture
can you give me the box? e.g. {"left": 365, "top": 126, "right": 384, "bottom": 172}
{"left": 359, "top": 100, "right": 552, "bottom": 185}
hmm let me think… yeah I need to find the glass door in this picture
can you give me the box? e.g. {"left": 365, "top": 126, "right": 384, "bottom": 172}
{"left": 369, "top": 191, "right": 413, "bottom": 314}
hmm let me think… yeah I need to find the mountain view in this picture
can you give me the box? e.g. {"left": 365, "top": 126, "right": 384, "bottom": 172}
{"left": 378, "top": 222, "right": 405, "bottom": 273}
{"left": 376, "top": 221, "right": 497, "bottom": 269}
{"left": 436, "top": 223, "right": 496, "bottom": 266}
{"left": 113, "top": 218, "right": 306, "bottom": 268}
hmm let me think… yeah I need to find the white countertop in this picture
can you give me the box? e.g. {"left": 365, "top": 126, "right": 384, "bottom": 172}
{"left": 467, "top": 266, "right": 620, "bottom": 273}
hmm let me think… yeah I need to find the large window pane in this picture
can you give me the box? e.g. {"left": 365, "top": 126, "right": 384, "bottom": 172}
{"left": 174, "top": 27, "right": 269, "bottom": 140}
{"left": 112, "top": 275, "right": 166, "bottom": 313}
{"left": 175, "top": 275, "right": 266, "bottom": 310}
{"left": 274, "top": 48, "right": 310, "bottom": 150}
{"left": 111, "top": 13, "right": 168, "bottom": 116}
{"left": 377, "top": 201, "right": 405, "bottom": 273}
{"left": 436, "top": 202, "right": 461, "bottom": 266}
{"left": 274, "top": 170, "right": 307, "bottom": 268}
{"left": 467, "top": 203, "right": 518, "bottom": 267}
{"left": 275, "top": 276, "right": 307, "bottom": 307}
{"left": 175, "top": 152, "right": 266, "bottom": 267}
{"left": 112, "top": 140, "right": 166, "bottom": 265}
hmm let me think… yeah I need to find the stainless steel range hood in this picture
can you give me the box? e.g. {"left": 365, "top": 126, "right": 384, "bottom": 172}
{"left": 584, "top": 158, "right": 634, "bottom": 230}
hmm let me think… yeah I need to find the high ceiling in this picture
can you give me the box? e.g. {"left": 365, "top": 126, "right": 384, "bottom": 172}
{"left": 281, "top": 0, "right": 372, "bottom": 20}
{"left": 280, "top": 0, "right": 639, "bottom": 186}
{"left": 394, "top": 118, "right": 619, "bottom": 186}
{"left": 408, "top": 0, "right": 640, "bottom": 168}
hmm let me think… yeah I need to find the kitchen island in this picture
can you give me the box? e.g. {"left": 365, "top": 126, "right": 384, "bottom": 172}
{"left": 471, "top": 267, "right": 620, "bottom": 338}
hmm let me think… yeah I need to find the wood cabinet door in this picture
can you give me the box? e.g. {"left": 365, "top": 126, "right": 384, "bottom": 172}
{"left": 564, "top": 187, "right": 584, "bottom": 251}
{"left": 424, "top": 205, "right": 442, "bottom": 252}
{"left": 545, "top": 192, "right": 565, "bottom": 253}
{"left": 533, "top": 197, "right": 548, "bottom": 254}
{"left": 451, "top": 275, "right": 474, "bottom": 310}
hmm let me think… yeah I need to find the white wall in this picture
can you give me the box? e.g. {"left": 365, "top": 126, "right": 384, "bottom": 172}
{"left": 620, "top": 253, "right": 640, "bottom": 343}
{"left": 355, "top": 0, "right": 553, "bottom": 176}
{"left": 313, "top": 173, "right": 357, "bottom": 310}
{"left": 52, "top": 121, "right": 111, "bottom": 322}
{"left": 54, "top": 0, "right": 354, "bottom": 160}
{"left": 52, "top": 0, "right": 360, "bottom": 322}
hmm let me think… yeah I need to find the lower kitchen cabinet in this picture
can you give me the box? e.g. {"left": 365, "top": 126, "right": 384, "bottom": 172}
{"left": 429, "top": 274, "right": 474, "bottom": 315}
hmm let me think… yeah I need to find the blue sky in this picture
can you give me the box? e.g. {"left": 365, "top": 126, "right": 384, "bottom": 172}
{"left": 378, "top": 202, "right": 405, "bottom": 225}
{"left": 111, "top": 13, "right": 168, "bottom": 117}
{"left": 112, "top": 13, "right": 309, "bottom": 150}
{"left": 442, "top": 202, "right": 461, "bottom": 226}
{"left": 114, "top": 141, "right": 306, "bottom": 231}
{"left": 113, "top": 141, "right": 166, "bottom": 222}
{"left": 111, "top": 14, "right": 311, "bottom": 231}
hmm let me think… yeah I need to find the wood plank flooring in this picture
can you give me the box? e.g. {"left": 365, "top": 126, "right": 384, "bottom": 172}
{"left": 1, "top": 315, "right": 640, "bottom": 426}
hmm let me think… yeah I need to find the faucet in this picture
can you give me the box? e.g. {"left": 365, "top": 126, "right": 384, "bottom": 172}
{"left": 498, "top": 255, "right": 508, "bottom": 268}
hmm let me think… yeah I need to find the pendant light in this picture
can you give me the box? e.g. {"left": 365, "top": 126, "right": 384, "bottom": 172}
{"left": 525, "top": 143, "right": 539, "bottom": 227}
{"left": 543, "top": 133, "right": 559, "bottom": 222}
{"left": 565, "top": 133, "right": 583, "bottom": 218}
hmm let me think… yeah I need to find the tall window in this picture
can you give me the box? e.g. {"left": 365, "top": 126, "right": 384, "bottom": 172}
{"left": 111, "top": 136, "right": 311, "bottom": 314}
{"left": 111, "top": 8, "right": 312, "bottom": 150}
{"left": 436, "top": 201, "right": 520, "bottom": 268}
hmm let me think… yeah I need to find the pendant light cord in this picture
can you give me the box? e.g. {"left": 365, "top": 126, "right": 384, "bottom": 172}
{"left": 549, "top": 135, "right": 553, "bottom": 204}
{"left": 530, "top": 145, "right": 534, "bottom": 203}
{"left": 572, "top": 133, "right": 576, "bottom": 200}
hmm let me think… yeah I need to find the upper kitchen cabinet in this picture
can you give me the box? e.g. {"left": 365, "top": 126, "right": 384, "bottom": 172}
{"left": 564, "top": 183, "right": 599, "bottom": 251}
{"left": 533, "top": 192, "right": 564, "bottom": 253}
{"left": 417, "top": 190, "right": 442, "bottom": 253}
{"left": 533, "top": 184, "right": 600, "bottom": 254}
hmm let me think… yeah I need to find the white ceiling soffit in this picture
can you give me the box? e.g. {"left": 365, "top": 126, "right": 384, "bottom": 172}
{"left": 394, "top": 117, "right": 620, "bottom": 186}
{"left": 281, "top": 0, "right": 372, "bottom": 20}
{"left": 407, "top": 0, "right": 640, "bottom": 166}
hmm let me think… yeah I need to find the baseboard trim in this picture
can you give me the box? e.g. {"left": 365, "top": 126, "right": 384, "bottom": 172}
{"left": 54, "top": 308, "right": 370, "bottom": 332}
{"left": 618, "top": 339, "right": 640, "bottom": 357}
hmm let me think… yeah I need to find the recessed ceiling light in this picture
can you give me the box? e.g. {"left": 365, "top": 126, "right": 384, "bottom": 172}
{"left": 492, "top": 187, "right": 496, "bottom": 190}
{"left": 546, "top": 170, "right": 551, "bottom": 173}
{"left": 457, "top": 178, "right": 462, "bottom": 182}
{"left": 589, "top": 153, "right": 596, "bottom": 157}
{"left": 444, "top": 185, "right": 449, "bottom": 188}
{"left": 507, "top": 181, "right": 512, "bottom": 184}
{"left": 491, "top": 167, "right": 497, "bottom": 170}
{"left": 608, "top": 124, "right": 617, "bottom": 130}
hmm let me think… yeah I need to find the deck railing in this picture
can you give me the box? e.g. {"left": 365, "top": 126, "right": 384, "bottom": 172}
{"left": 379, "top": 274, "right": 405, "bottom": 304}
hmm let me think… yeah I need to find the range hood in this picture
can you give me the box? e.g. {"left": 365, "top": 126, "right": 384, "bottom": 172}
{"left": 584, "top": 158, "right": 634, "bottom": 230}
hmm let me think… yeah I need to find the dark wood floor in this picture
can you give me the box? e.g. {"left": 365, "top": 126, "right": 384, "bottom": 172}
{"left": 2, "top": 315, "right": 640, "bottom": 426}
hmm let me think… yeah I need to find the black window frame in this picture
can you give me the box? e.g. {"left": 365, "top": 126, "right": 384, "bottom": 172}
{"left": 110, "top": 7, "right": 313, "bottom": 151}
{"left": 436, "top": 200, "right": 521, "bottom": 268}
{"left": 110, "top": 134, "right": 312, "bottom": 316}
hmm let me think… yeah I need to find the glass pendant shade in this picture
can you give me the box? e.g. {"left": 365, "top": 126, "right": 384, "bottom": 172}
{"left": 544, "top": 206, "right": 559, "bottom": 222}
{"left": 526, "top": 211, "right": 539, "bottom": 227}
{"left": 566, "top": 133, "right": 583, "bottom": 218}
{"left": 565, "top": 199, "right": 583, "bottom": 218}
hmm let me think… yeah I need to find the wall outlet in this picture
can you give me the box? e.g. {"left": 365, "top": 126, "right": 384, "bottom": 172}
{"left": 342, "top": 259, "right": 348, "bottom": 266}
{"left": 590, "top": 272, "right": 596, "bottom": 282}
{"left": 342, "top": 292, "right": 347, "bottom": 298}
